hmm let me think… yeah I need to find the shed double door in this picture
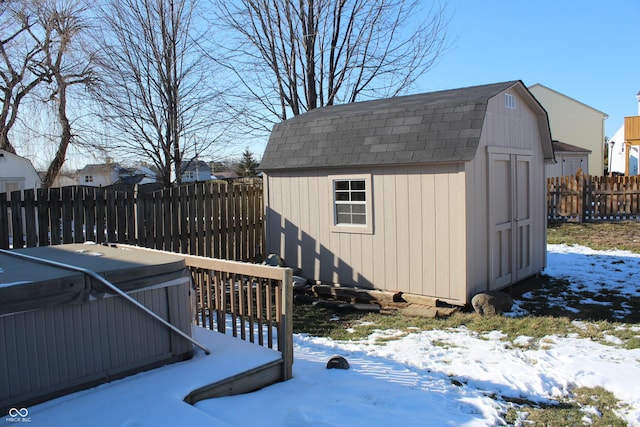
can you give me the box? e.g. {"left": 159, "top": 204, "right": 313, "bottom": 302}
{"left": 488, "top": 150, "right": 533, "bottom": 289}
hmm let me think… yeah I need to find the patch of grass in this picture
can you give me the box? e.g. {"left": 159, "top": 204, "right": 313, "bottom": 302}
{"left": 514, "top": 274, "right": 640, "bottom": 324}
{"left": 292, "top": 304, "right": 365, "bottom": 340}
{"left": 547, "top": 221, "right": 640, "bottom": 253}
{"left": 294, "top": 303, "right": 640, "bottom": 350}
{"left": 503, "top": 386, "right": 628, "bottom": 426}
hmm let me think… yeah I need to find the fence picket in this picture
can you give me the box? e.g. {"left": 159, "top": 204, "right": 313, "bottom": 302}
{"left": 10, "top": 190, "right": 24, "bottom": 248}
{"left": 0, "top": 193, "right": 8, "bottom": 248}
{"left": 548, "top": 174, "right": 640, "bottom": 222}
{"left": 37, "top": 188, "right": 49, "bottom": 246}
{"left": 23, "top": 189, "right": 37, "bottom": 247}
{"left": 0, "top": 182, "right": 264, "bottom": 258}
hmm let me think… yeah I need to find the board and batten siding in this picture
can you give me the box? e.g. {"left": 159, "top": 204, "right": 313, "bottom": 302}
{"left": 264, "top": 164, "right": 468, "bottom": 303}
{"left": 463, "top": 89, "right": 548, "bottom": 301}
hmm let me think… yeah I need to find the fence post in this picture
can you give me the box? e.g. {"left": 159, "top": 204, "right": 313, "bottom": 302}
{"left": 579, "top": 171, "right": 587, "bottom": 222}
{"left": 0, "top": 192, "right": 8, "bottom": 249}
{"left": 278, "top": 267, "right": 294, "bottom": 381}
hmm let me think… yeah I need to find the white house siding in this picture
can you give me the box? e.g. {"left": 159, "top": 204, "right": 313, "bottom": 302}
{"left": 0, "top": 150, "right": 41, "bottom": 194}
{"left": 265, "top": 163, "right": 468, "bottom": 303}
{"left": 546, "top": 154, "right": 588, "bottom": 177}
{"left": 609, "top": 124, "right": 639, "bottom": 175}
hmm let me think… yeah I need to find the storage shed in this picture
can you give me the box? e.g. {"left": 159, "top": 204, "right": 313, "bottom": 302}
{"left": 547, "top": 140, "right": 591, "bottom": 178}
{"left": 260, "top": 81, "right": 555, "bottom": 305}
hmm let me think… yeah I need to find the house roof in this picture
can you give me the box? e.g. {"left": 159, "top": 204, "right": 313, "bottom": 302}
{"left": 552, "top": 140, "right": 592, "bottom": 154}
{"left": 78, "top": 163, "right": 121, "bottom": 174}
{"left": 181, "top": 160, "right": 211, "bottom": 173}
{"left": 261, "top": 81, "right": 553, "bottom": 171}
{"left": 528, "top": 83, "right": 608, "bottom": 118}
{"left": 0, "top": 149, "right": 41, "bottom": 179}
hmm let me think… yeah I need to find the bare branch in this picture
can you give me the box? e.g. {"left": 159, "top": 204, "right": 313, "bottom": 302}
{"left": 212, "top": 0, "right": 451, "bottom": 133}
{"left": 90, "top": 0, "right": 228, "bottom": 187}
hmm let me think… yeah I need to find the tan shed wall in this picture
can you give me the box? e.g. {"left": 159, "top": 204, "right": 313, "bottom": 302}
{"left": 463, "top": 89, "right": 548, "bottom": 301}
{"left": 265, "top": 87, "right": 549, "bottom": 305}
{"left": 265, "top": 163, "right": 468, "bottom": 303}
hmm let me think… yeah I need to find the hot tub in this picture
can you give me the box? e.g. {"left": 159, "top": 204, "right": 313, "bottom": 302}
{"left": 0, "top": 244, "right": 194, "bottom": 413}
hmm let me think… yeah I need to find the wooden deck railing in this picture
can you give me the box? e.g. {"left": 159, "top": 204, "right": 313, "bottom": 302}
{"left": 547, "top": 172, "right": 640, "bottom": 222}
{"left": 118, "top": 244, "right": 293, "bottom": 381}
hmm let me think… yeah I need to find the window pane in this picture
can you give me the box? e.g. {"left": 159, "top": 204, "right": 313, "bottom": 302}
{"left": 337, "top": 213, "right": 351, "bottom": 224}
{"left": 352, "top": 204, "right": 366, "bottom": 214}
{"left": 351, "top": 191, "right": 366, "bottom": 202}
{"left": 335, "top": 192, "right": 350, "bottom": 201}
{"left": 352, "top": 214, "right": 366, "bottom": 224}
{"left": 335, "top": 181, "right": 349, "bottom": 190}
{"left": 336, "top": 205, "right": 350, "bottom": 214}
{"left": 351, "top": 180, "right": 365, "bottom": 190}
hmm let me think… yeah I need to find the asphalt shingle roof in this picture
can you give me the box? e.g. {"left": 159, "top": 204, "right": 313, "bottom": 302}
{"left": 552, "top": 140, "right": 592, "bottom": 154}
{"left": 260, "top": 81, "right": 520, "bottom": 171}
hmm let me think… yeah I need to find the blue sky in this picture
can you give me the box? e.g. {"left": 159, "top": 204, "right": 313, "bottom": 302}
{"left": 415, "top": 0, "right": 640, "bottom": 138}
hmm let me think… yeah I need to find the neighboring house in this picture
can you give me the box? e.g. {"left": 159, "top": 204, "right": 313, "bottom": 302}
{"left": 76, "top": 163, "right": 158, "bottom": 186}
{"left": 77, "top": 163, "right": 120, "bottom": 187}
{"left": 114, "top": 166, "right": 158, "bottom": 185}
{"left": 181, "top": 160, "right": 211, "bottom": 182}
{"left": 529, "top": 83, "right": 607, "bottom": 176}
{"left": 608, "top": 92, "right": 640, "bottom": 176}
{"left": 134, "top": 166, "right": 159, "bottom": 184}
{"left": 547, "top": 140, "right": 591, "bottom": 177}
{"left": 50, "top": 170, "right": 78, "bottom": 187}
{"left": 0, "top": 150, "right": 41, "bottom": 196}
{"left": 261, "top": 81, "right": 554, "bottom": 305}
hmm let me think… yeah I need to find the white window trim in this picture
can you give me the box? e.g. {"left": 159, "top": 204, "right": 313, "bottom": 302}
{"left": 329, "top": 173, "right": 373, "bottom": 235}
{"left": 505, "top": 93, "right": 516, "bottom": 110}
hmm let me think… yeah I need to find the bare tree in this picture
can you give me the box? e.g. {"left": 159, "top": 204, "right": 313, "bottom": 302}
{"left": 92, "top": 0, "right": 226, "bottom": 187}
{"left": 0, "top": 1, "right": 49, "bottom": 154}
{"left": 37, "top": 0, "right": 95, "bottom": 187}
{"left": 1, "top": 0, "right": 95, "bottom": 186}
{"left": 215, "top": 0, "right": 450, "bottom": 130}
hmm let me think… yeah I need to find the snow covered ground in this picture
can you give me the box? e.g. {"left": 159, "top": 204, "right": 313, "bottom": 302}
{"left": 4, "top": 244, "right": 640, "bottom": 426}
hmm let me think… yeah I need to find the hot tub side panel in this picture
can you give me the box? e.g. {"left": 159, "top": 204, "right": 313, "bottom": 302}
{"left": 0, "top": 271, "right": 193, "bottom": 413}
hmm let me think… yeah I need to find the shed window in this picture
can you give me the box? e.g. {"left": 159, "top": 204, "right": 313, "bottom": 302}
{"left": 334, "top": 179, "right": 367, "bottom": 225}
{"left": 84, "top": 175, "right": 94, "bottom": 183}
{"left": 504, "top": 93, "right": 516, "bottom": 110}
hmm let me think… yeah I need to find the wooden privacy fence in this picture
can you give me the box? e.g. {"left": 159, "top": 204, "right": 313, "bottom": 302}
{"left": 0, "top": 181, "right": 264, "bottom": 261}
{"left": 547, "top": 173, "right": 640, "bottom": 222}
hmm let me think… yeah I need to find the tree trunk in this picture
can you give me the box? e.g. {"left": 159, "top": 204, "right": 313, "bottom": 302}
{"left": 42, "top": 83, "right": 71, "bottom": 188}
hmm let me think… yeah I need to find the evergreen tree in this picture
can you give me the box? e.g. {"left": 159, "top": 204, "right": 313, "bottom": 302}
{"left": 235, "top": 149, "right": 259, "bottom": 177}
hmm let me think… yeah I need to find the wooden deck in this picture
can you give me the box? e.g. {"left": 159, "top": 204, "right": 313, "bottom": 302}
{"left": 25, "top": 326, "right": 285, "bottom": 425}
{"left": 1, "top": 243, "right": 293, "bottom": 423}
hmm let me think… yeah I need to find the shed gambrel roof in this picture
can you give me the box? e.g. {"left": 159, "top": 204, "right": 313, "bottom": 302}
{"left": 261, "top": 80, "right": 552, "bottom": 171}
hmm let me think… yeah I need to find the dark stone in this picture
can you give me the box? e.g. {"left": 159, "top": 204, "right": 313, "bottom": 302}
{"left": 326, "top": 356, "right": 349, "bottom": 370}
{"left": 264, "top": 253, "right": 285, "bottom": 267}
{"left": 293, "top": 276, "right": 310, "bottom": 289}
{"left": 471, "top": 291, "right": 513, "bottom": 315}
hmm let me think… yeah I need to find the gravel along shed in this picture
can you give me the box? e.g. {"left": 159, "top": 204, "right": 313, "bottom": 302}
{"left": 260, "top": 81, "right": 555, "bottom": 305}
